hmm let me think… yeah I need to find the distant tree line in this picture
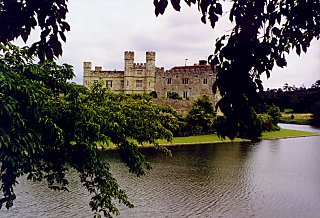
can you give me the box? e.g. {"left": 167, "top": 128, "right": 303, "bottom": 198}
{"left": 259, "top": 80, "right": 320, "bottom": 113}
{"left": 258, "top": 80, "right": 320, "bottom": 125}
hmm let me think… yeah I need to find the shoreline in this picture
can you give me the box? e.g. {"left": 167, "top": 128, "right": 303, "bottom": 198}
{"left": 100, "top": 128, "right": 320, "bottom": 150}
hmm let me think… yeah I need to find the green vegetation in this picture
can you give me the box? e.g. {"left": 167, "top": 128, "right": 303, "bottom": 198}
{"left": 1, "top": 1, "right": 320, "bottom": 217}
{"left": 101, "top": 128, "right": 318, "bottom": 149}
{"left": 156, "top": 0, "right": 320, "bottom": 140}
{"left": 185, "top": 95, "right": 217, "bottom": 135}
{"left": 164, "top": 128, "right": 318, "bottom": 145}
{"left": 0, "top": 44, "right": 179, "bottom": 216}
{"left": 262, "top": 129, "right": 318, "bottom": 139}
{"left": 261, "top": 81, "right": 320, "bottom": 127}
{"left": 280, "top": 113, "right": 312, "bottom": 125}
{"left": 167, "top": 91, "right": 182, "bottom": 100}
{"left": 158, "top": 134, "right": 248, "bottom": 145}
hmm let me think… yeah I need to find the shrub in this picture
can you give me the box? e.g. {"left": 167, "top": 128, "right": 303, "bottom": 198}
{"left": 186, "top": 95, "right": 217, "bottom": 135}
{"left": 267, "top": 104, "right": 282, "bottom": 125}
{"left": 167, "top": 92, "right": 182, "bottom": 100}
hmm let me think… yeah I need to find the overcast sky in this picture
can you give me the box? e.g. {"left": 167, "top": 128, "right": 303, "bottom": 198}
{"left": 35, "top": 0, "right": 320, "bottom": 89}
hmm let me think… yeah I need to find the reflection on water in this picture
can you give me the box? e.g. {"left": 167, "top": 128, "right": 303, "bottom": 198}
{"left": 1, "top": 125, "right": 320, "bottom": 217}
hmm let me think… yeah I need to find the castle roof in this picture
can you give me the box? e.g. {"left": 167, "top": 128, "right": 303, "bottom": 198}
{"left": 167, "top": 63, "right": 212, "bottom": 73}
{"left": 170, "top": 65, "right": 211, "bottom": 70}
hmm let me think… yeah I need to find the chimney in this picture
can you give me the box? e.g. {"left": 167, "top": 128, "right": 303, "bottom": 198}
{"left": 199, "top": 60, "right": 207, "bottom": 65}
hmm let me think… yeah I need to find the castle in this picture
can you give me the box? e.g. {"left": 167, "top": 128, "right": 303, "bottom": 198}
{"left": 83, "top": 51, "right": 219, "bottom": 103}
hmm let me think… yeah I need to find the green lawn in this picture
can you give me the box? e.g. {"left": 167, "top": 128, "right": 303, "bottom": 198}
{"left": 99, "top": 128, "right": 319, "bottom": 149}
{"left": 156, "top": 134, "right": 249, "bottom": 145}
{"left": 280, "top": 113, "right": 313, "bottom": 125}
{"left": 262, "top": 128, "right": 318, "bottom": 139}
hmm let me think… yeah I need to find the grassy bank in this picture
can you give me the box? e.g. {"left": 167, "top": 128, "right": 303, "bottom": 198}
{"left": 280, "top": 113, "right": 312, "bottom": 125}
{"left": 262, "top": 128, "right": 318, "bottom": 139}
{"left": 100, "top": 128, "right": 319, "bottom": 149}
{"left": 156, "top": 134, "right": 249, "bottom": 145}
{"left": 160, "top": 128, "right": 318, "bottom": 146}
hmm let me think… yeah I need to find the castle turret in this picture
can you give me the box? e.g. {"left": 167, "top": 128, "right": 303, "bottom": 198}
{"left": 83, "top": 62, "right": 92, "bottom": 76}
{"left": 146, "top": 51, "right": 156, "bottom": 93}
{"left": 146, "top": 51, "right": 155, "bottom": 70}
{"left": 124, "top": 51, "right": 134, "bottom": 75}
{"left": 124, "top": 51, "right": 134, "bottom": 93}
{"left": 83, "top": 62, "right": 92, "bottom": 88}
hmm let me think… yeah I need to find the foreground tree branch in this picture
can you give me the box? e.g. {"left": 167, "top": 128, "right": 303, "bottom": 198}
{"left": 154, "top": 0, "right": 320, "bottom": 139}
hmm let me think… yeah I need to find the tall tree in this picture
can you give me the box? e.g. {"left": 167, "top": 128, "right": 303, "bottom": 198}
{"left": 0, "top": 43, "right": 178, "bottom": 216}
{"left": 154, "top": 0, "right": 320, "bottom": 139}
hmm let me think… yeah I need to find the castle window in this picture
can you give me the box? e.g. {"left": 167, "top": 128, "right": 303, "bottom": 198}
{"left": 106, "top": 80, "right": 113, "bottom": 88}
{"left": 183, "top": 91, "right": 188, "bottom": 99}
{"left": 137, "top": 70, "right": 142, "bottom": 75}
{"left": 120, "top": 80, "right": 124, "bottom": 88}
{"left": 182, "top": 78, "right": 189, "bottom": 84}
{"left": 203, "top": 78, "right": 208, "bottom": 84}
{"left": 167, "top": 78, "right": 172, "bottom": 85}
{"left": 127, "top": 81, "right": 129, "bottom": 86}
{"left": 136, "top": 80, "right": 143, "bottom": 88}
{"left": 85, "top": 80, "right": 89, "bottom": 85}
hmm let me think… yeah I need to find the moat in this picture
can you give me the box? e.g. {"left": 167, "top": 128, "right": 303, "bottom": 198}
{"left": 1, "top": 124, "right": 320, "bottom": 217}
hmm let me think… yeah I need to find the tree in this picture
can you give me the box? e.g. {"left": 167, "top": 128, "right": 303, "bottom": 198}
{"left": 310, "top": 101, "right": 320, "bottom": 126}
{"left": 1, "top": 1, "right": 319, "bottom": 215}
{"left": 267, "top": 104, "right": 281, "bottom": 127}
{"left": 0, "top": 43, "right": 179, "bottom": 217}
{"left": 261, "top": 80, "right": 320, "bottom": 113}
{"left": 154, "top": 0, "right": 320, "bottom": 140}
{"left": 311, "top": 80, "right": 320, "bottom": 89}
{"left": 0, "top": 0, "right": 70, "bottom": 61}
{"left": 186, "top": 95, "right": 216, "bottom": 135}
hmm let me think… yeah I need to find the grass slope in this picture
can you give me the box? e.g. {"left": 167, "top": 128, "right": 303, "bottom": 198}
{"left": 100, "top": 128, "right": 319, "bottom": 149}
{"left": 157, "top": 135, "right": 249, "bottom": 145}
{"left": 280, "top": 113, "right": 312, "bottom": 125}
{"left": 262, "top": 128, "right": 318, "bottom": 139}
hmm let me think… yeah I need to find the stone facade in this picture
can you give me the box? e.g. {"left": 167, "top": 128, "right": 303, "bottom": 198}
{"left": 83, "top": 51, "right": 219, "bottom": 102}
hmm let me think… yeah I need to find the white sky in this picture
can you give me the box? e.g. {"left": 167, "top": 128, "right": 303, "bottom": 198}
{"left": 20, "top": 0, "right": 320, "bottom": 89}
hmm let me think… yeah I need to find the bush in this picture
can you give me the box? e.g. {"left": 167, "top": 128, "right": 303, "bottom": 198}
{"left": 167, "top": 92, "right": 182, "bottom": 100}
{"left": 284, "top": 108, "right": 294, "bottom": 114}
{"left": 267, "top": 104, "right": 282, "bottom": 125}
{"left": 186, "top": 95, "right": 217, "bottom": 135}
{"left": 258, "top": 114, "right": 280, "bottom": 132}
{"left": 149, "top": 91, "right": 157, "bottom": 98}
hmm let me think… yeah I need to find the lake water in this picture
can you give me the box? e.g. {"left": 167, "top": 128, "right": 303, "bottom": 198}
{"left": 1, "top": 124, "right": 320, "bottom": 217}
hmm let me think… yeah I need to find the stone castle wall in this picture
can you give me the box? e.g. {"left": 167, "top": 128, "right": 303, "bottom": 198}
{"left": 151, "top": 99, "right": 194, "bottom": 115}
{"left": 83, "top": 51, "right": 219, "bottom": 104}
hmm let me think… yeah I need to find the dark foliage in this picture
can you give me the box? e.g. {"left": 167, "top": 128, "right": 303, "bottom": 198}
{"left": 261, "top": 81, "right": 320, "bottom": 113}
{"left": 0, "top": 44, "right": 179, "bottom": 217}
{"left": 186, "top": 95, "right": 217, "bottom": 135}
{"left": 0, "top": 0, "right": 70, "bottom": 61}
{"left": 167, "top": 91, "right": 182, "bottom": 100}
{"left": 154, "top": 0, "right": 320, "bottom": 140}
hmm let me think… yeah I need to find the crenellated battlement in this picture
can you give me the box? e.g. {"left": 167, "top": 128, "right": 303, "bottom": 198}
{"left": 124, "top": 51, "right": 134, "bottom": 60}
{"left": 83, "top": 61, "right": 92, "bottom": 69}
{"left": 146, "top": 51, "right": 155, "bottom": 61}
{"left": 134, "top": 63, "right": 146, "bottom": 66}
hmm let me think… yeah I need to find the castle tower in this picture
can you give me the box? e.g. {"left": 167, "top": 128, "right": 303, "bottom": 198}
{"left": 124, "top": 51, "right": 134, "bottom": 93}
{"left": 146, "top": 51, "right": 156, "bottom": 93}
{"left": 83, "top": 61, "right": 92, "bottom": 88}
